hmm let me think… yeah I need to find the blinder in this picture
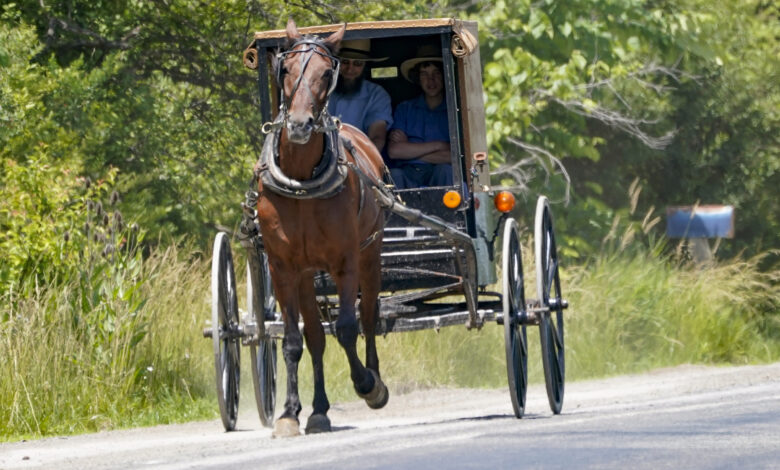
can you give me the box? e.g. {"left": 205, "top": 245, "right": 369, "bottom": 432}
{"left": 274, "top": 39, "right": 341, "bottom": 100}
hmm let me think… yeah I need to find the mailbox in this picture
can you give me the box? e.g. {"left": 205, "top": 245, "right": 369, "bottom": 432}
{"left": 666, "top": 205, "right": 734, "bottom": 239}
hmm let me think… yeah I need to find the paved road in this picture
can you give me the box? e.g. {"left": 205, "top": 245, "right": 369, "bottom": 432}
{"left": 2, "top": 363, "right": 779, "bottom": 469}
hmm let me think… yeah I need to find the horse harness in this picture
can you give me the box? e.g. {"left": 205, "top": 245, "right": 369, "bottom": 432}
{"left": 251, "top": 124, "right": 387, "bottom": 251}
{"left": 255, "top": 122, "right": 349, "bottom": 200}
{"left": 248, "top": 37, "right": 395, "bottom": 251}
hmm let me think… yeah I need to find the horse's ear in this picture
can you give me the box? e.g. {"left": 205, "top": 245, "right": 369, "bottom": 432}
{"left": 286, "top": 18, "right": 302, "bottom": 46}
{"left": 323, "top": 23, "right": 346, "bottom": 55}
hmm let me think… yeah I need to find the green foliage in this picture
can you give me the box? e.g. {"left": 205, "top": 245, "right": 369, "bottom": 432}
{"left": 1, "top": 0, "right": 778, "bottom": 440}
{"left": 0, "top": 22, "right": 131, "bottom": 292}
{"left": 471, "top": 0, "right": 779, "bottom": 262}
{"left": 1, "top": 8, "right": 255, "bottom": 244}
{"left": 0, "top": 23, "right": 218, "bottom": 438}
{"left": 631, "top": 1, "right": 780, "bottom": 260}
{"left": 0, "top": 245, "right": 214, "bottom": 440}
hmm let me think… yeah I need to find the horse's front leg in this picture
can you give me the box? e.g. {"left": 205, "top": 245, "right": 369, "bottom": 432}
{"left": 271, "top": 273, "right": 304, "bottom": 438}
{"left": 333, "top": 260, "right": 387, "bottom": 408}
{"left": 298, "top": 274, "right": 331, "bottom": 433}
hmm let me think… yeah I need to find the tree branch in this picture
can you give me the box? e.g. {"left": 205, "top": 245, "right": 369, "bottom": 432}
{"left": 493, "top": 138, "right": 572, "bottom": 205}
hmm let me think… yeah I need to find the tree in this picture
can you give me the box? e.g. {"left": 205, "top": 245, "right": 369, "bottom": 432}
{"left": 469, "top": 0, "right": 778, "bottom": 262}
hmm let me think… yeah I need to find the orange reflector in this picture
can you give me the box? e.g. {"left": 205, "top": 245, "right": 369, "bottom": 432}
{"left": 443, "top": 190, "right": 462, "bottom": 209}
{"left": 494, "top": 191, "right": 516, "bottom": 213}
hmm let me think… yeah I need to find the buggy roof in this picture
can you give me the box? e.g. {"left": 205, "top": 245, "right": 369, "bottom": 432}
{"left": 253, "top": 18, "right": 460, "bottom": 40}
{"left": 248, "top": 18, "right": 480, "bottom": 51}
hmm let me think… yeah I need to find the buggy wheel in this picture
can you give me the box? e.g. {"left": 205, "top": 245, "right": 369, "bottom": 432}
{"left": 246, "top": 251, "right": 277, "bottom": 428}
{"left": 535, "top": 196, "right": 565, "bottom": 414}
{"left": 502, "top": 218, "right": 528, "bottom": 418}
{"left": 211, "top": 232, "right": 241, "bottom": 431}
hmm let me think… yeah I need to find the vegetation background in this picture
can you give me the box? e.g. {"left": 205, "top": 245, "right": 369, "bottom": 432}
{"left": 1, "top": 0, "right": 778, "bottom": 440}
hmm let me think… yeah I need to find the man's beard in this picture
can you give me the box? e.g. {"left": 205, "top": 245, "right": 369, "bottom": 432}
{"left": 335, "top": 76, "right": 363, "bottom": 95}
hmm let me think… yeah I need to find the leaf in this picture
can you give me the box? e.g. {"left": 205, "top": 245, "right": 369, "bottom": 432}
{"left": 560, "top": 22, "right": 572, "bottom": 38}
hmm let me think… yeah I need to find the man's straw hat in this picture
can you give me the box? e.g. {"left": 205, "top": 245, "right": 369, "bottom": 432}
{"left": 338, "top": 39, "right": 387, "bottom": 62}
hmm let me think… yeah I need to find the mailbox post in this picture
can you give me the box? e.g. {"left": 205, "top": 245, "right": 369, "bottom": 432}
{"left": 666, "top": 205, "right": 734, "bottom": 262}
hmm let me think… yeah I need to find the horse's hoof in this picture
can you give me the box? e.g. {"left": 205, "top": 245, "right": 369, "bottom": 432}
{"left": 272, "top": 417, "right": 301, "bottom": 438}
{"left": 305, "top": 413, "right": 332, "bottom": 434}
{"left": 357, "top": 369, "right": 389, "bottom": 410}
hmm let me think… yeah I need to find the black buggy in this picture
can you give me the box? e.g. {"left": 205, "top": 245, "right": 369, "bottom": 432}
{"left": 203, "top": 18, "right": 568, "bottom": 431}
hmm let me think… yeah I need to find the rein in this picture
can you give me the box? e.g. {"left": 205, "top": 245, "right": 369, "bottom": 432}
{"left": 253, "top": 37, "right": 390, "bottom": 250}
{"left": 257, "top": 37, "right": 347, "bottom": 198}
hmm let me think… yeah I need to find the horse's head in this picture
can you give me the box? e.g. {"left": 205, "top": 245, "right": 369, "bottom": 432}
{"left": 276, "top": 19, "right": 345, "bottom": 144}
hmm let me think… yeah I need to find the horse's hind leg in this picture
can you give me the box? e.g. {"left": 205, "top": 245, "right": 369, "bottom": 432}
{"left": 298, "top": 275, "right": 332, "bottom": 434}
{"left": 333, "top": 257, "right": 388, "bottom": 409}
{"left": 358, "top": 242, "right": 389, "bottom": 409}
{"left": 272, "top": 274, "right": 304, "bottom": 438}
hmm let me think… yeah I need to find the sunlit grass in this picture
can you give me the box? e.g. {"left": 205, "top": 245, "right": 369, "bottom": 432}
{"left": 0, "top": 245, "right": 217, "bottom": 441}
{"left": 285, "top": 243, "right": 780, "bottom": 408}
{"left": 565, "top": 250, "right": 780, "bottom": 378}
{"left": 2, "top": 238, "right": 778, "bottom": 441}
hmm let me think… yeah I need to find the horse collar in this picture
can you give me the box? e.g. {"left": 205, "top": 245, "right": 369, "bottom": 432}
{"left": 257, "top": 125, "right": 348, "bottom": 200}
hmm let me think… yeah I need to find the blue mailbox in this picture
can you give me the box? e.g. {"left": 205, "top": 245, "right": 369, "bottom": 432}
{"left": 666, "top": 205, "right": 734, "bottom": 239}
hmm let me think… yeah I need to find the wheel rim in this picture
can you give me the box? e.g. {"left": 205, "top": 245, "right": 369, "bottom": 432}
{"left": 211, "top": 232, "right": 240, "bottom": 431}
{"left": 535, "top": 197, "right": 565, "bottom": 414}
{"left": 247, "top": 251, "right": 277, "bottom": 427}
{"left": 502, "top": 218, "right": 528, "bottom": 418}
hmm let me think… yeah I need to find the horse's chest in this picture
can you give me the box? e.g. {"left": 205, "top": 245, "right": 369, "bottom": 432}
{"left": 257, "top": 195, "right": 359, "bottom": 265}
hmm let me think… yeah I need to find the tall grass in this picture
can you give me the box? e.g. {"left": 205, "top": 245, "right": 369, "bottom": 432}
{"left": 2, "top": 237, "right": 778, "bottom": 441}
{"left": 565, "top": 250, "right": 780, "bottom": 378}
{"left": 293, "top": 244, "right": 780, "bottom": 404}
{"left": 0, "top": 245, "right": 215, "bottom": 441}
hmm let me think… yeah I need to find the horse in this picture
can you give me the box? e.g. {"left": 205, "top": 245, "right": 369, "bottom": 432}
{"left": 253, "top": 19, "right": 389, "bottom": 437}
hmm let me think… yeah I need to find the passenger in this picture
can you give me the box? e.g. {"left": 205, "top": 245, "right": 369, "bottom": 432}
{"left": 328, "top": 39, "right": 393, "bottom": 152}
{"left": 387, "top": 45, "right": 453, "bottom": 189}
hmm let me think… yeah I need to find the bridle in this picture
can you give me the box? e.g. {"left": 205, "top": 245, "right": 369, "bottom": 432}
{"left": 255, "top": 37, "right": 389, "bottom": 249}
{"left": 274, "top": 38, "right": 340, "bottom": 133}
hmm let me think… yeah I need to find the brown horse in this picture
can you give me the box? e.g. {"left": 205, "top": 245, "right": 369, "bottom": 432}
{"left": 254, "top": 19, "right": 388, "bottom": 437}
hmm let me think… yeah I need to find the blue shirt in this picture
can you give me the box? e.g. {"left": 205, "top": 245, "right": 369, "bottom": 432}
{"left": 391, "top": 95, "right": 449, "bottom": 164}
{"left": 328, "top": 80, "right": 393, "bottom": 135}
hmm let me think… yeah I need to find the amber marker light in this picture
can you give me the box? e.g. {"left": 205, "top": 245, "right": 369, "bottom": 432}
{"left": 443, "top": 190, "right": 462, "bottom": 209}
{"left": 494, "top": 191, "right": 515, "bottom": 213}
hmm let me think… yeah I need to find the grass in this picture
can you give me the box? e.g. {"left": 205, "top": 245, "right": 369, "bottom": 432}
{"left": 274, "top": 241, "right": 780, "bottom": 411}
{"left": 564, "top": 249, "right": 780, "bottom": 378}
{"left": 2, "top": 238, "right": 778, "bottom": 442}
{"left": 0, "top": 245, "right": 216, "bottom": 441}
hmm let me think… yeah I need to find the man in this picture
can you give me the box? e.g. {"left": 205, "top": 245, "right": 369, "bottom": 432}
{"left": 387, "top": 44, "right": 452, "bottom": 189}
{"left": 327, "top": 39, "right": 393, "bottom": 152}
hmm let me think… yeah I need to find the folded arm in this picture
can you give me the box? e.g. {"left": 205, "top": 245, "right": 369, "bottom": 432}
{"left": 387, "top": 129, "right": 450, "bottom": 164}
